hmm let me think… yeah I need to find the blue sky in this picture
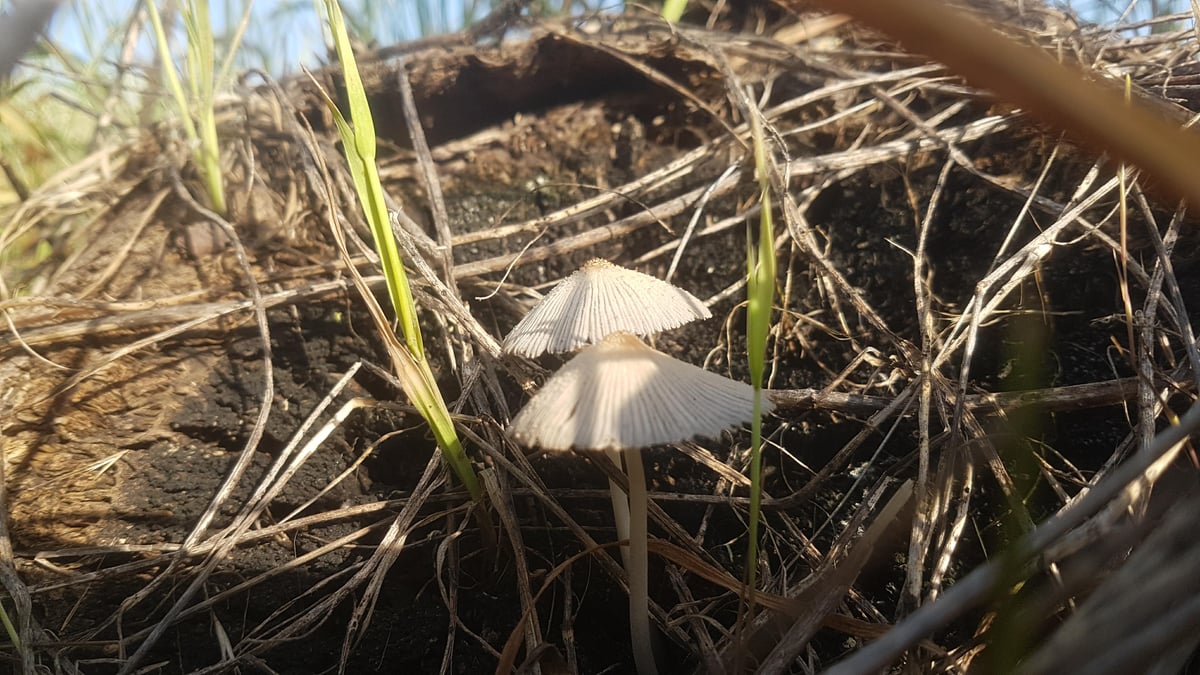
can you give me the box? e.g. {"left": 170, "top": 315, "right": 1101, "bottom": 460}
{"left": 44, "top": 0, "right": 481, "bottom": 76}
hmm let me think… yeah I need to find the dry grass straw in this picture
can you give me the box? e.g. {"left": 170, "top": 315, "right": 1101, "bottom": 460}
{"left": 2, "top": 1, "right": 1200, "bottom": 672}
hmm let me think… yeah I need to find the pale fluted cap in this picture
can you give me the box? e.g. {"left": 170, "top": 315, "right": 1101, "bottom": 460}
{"left": 503, "top": 259, "right": 711, "bottom": 358}
{"left": 508, "top": 332, "right": 770, "bottom": 450}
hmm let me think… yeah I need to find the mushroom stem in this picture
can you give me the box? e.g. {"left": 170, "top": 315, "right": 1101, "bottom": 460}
{"left": 605, "top": 449, "right": 633, "bottom": 570}
{"left": 623, "top": 447, "right": 659, "bottom": 675}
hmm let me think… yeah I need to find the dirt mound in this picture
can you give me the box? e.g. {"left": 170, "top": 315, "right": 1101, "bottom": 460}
{"left": 2, "top": 3, "right": 1199, "bottom": 673}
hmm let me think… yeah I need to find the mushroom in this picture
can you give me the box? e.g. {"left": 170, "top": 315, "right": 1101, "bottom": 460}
{"left": 502, "top": 259, "right": 712, "bottom": 583}
{"left": 509, "top": 332, "right": 769, "bottom": 675}
{"left": 502, "top": 258, "right": 711, "bottom": 358}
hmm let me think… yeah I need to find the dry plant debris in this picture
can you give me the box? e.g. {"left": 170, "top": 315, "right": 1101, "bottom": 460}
{"left": 1, "top": 2, "right": 1199, "bottom": 673}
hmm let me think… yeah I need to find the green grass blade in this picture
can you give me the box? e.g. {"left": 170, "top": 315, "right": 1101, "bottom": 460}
{"left": 319, "top": 84, "right": 479, "bottom": 500}
{"left": 744, "top": 111, "right": 776, "bottom": 595}
{"left": 318, "top": 0, "right": 480, "bottom": 502}
{"left": 382, "top": 314, "right": 482, "bottom": 501}
{"left": 185, "top": 0, "right": 226, "bottom": 214}
{"left": 145, "top": 1, "right": 198, "bottom": 142}
{"left": 323, "top": 0, "right": 423, "bottom": 359}
{"left": 0, "top": 600, "right": 19, "bottom": 651}
{"left": 147, "top": 0, "right": 226, "bottom": 215}
{"left": 661, "top": 0, "right": 688, "bottom": 22}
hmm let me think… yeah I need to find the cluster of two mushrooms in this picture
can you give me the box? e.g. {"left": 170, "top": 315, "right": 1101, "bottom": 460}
{"left": 503, "top": 259, "right": 771, "bottom": 675}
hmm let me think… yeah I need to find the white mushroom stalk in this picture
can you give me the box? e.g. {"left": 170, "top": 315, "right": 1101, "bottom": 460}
{"left": 509, "top": 332, "right": 769, "bottom": 675}
{"left": 606, "top": 448, "right": 633, "bottom": 570}
{"left": 503, "top": 258, "right": 711, "bottom": 358}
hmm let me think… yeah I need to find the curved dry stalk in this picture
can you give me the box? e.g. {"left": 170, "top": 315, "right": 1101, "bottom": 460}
{"left": 116, "top": 171, "right": 276, "bottom": 675}
{"left": 481, "top": 470, "right": 544, "bottom": 667}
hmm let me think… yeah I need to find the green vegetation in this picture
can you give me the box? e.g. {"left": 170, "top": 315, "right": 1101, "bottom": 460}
{"left": 661, "top": 0, "right": 688, "bottom": 22}
{"left": 145, "top": 0, "right": 230, "bottom": 215}
{"left": 742, "top": 107, "right": 775, "bottom": 601}
{"left": 318, "top": 0, "right": 482, "bottom": 501}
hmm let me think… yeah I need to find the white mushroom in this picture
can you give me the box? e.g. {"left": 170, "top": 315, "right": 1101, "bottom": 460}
{"left": 509, "top": 333, "right": 764, "bottom": 449}
{"left": 502, "top": 259, "right": 711, "bottom": 358}
{"left": 509, "top": 332, "right": 769, "bottom": 675}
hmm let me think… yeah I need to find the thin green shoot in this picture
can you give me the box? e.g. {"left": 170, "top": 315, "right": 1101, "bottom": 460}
{"left": 0, "top": 600, "right": 18, "bottom": 651}
{"left": 145, "top": 0, "right": 227, "bottom": 215}
{"left": 743, "top": 110, "right": 776, "bottom": 599}
{"left": 145, "top": 2, "right": 197, "bottom": 146}
{"left": 661, "top": 0, "right": 688, "bottom": 22}
{"left": 321, "top": 0, "right": 423, "bottom": 359}
{"left": 318, "top": 0, "right": 481, "bottom": 502}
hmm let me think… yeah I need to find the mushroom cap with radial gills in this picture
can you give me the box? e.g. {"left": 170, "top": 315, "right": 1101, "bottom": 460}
{"left": 502, "top": 258, "right": 712, "bottom": 358}
{"left": 508, "top": 332, "right": 771, "bottom": 451}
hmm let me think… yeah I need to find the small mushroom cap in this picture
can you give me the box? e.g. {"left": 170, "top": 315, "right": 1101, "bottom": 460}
{"left": 503, "top": 259, "right": 712, "bottom": 358}
{"left": 508, "top": 332, "right": 771, "bottom": 451}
